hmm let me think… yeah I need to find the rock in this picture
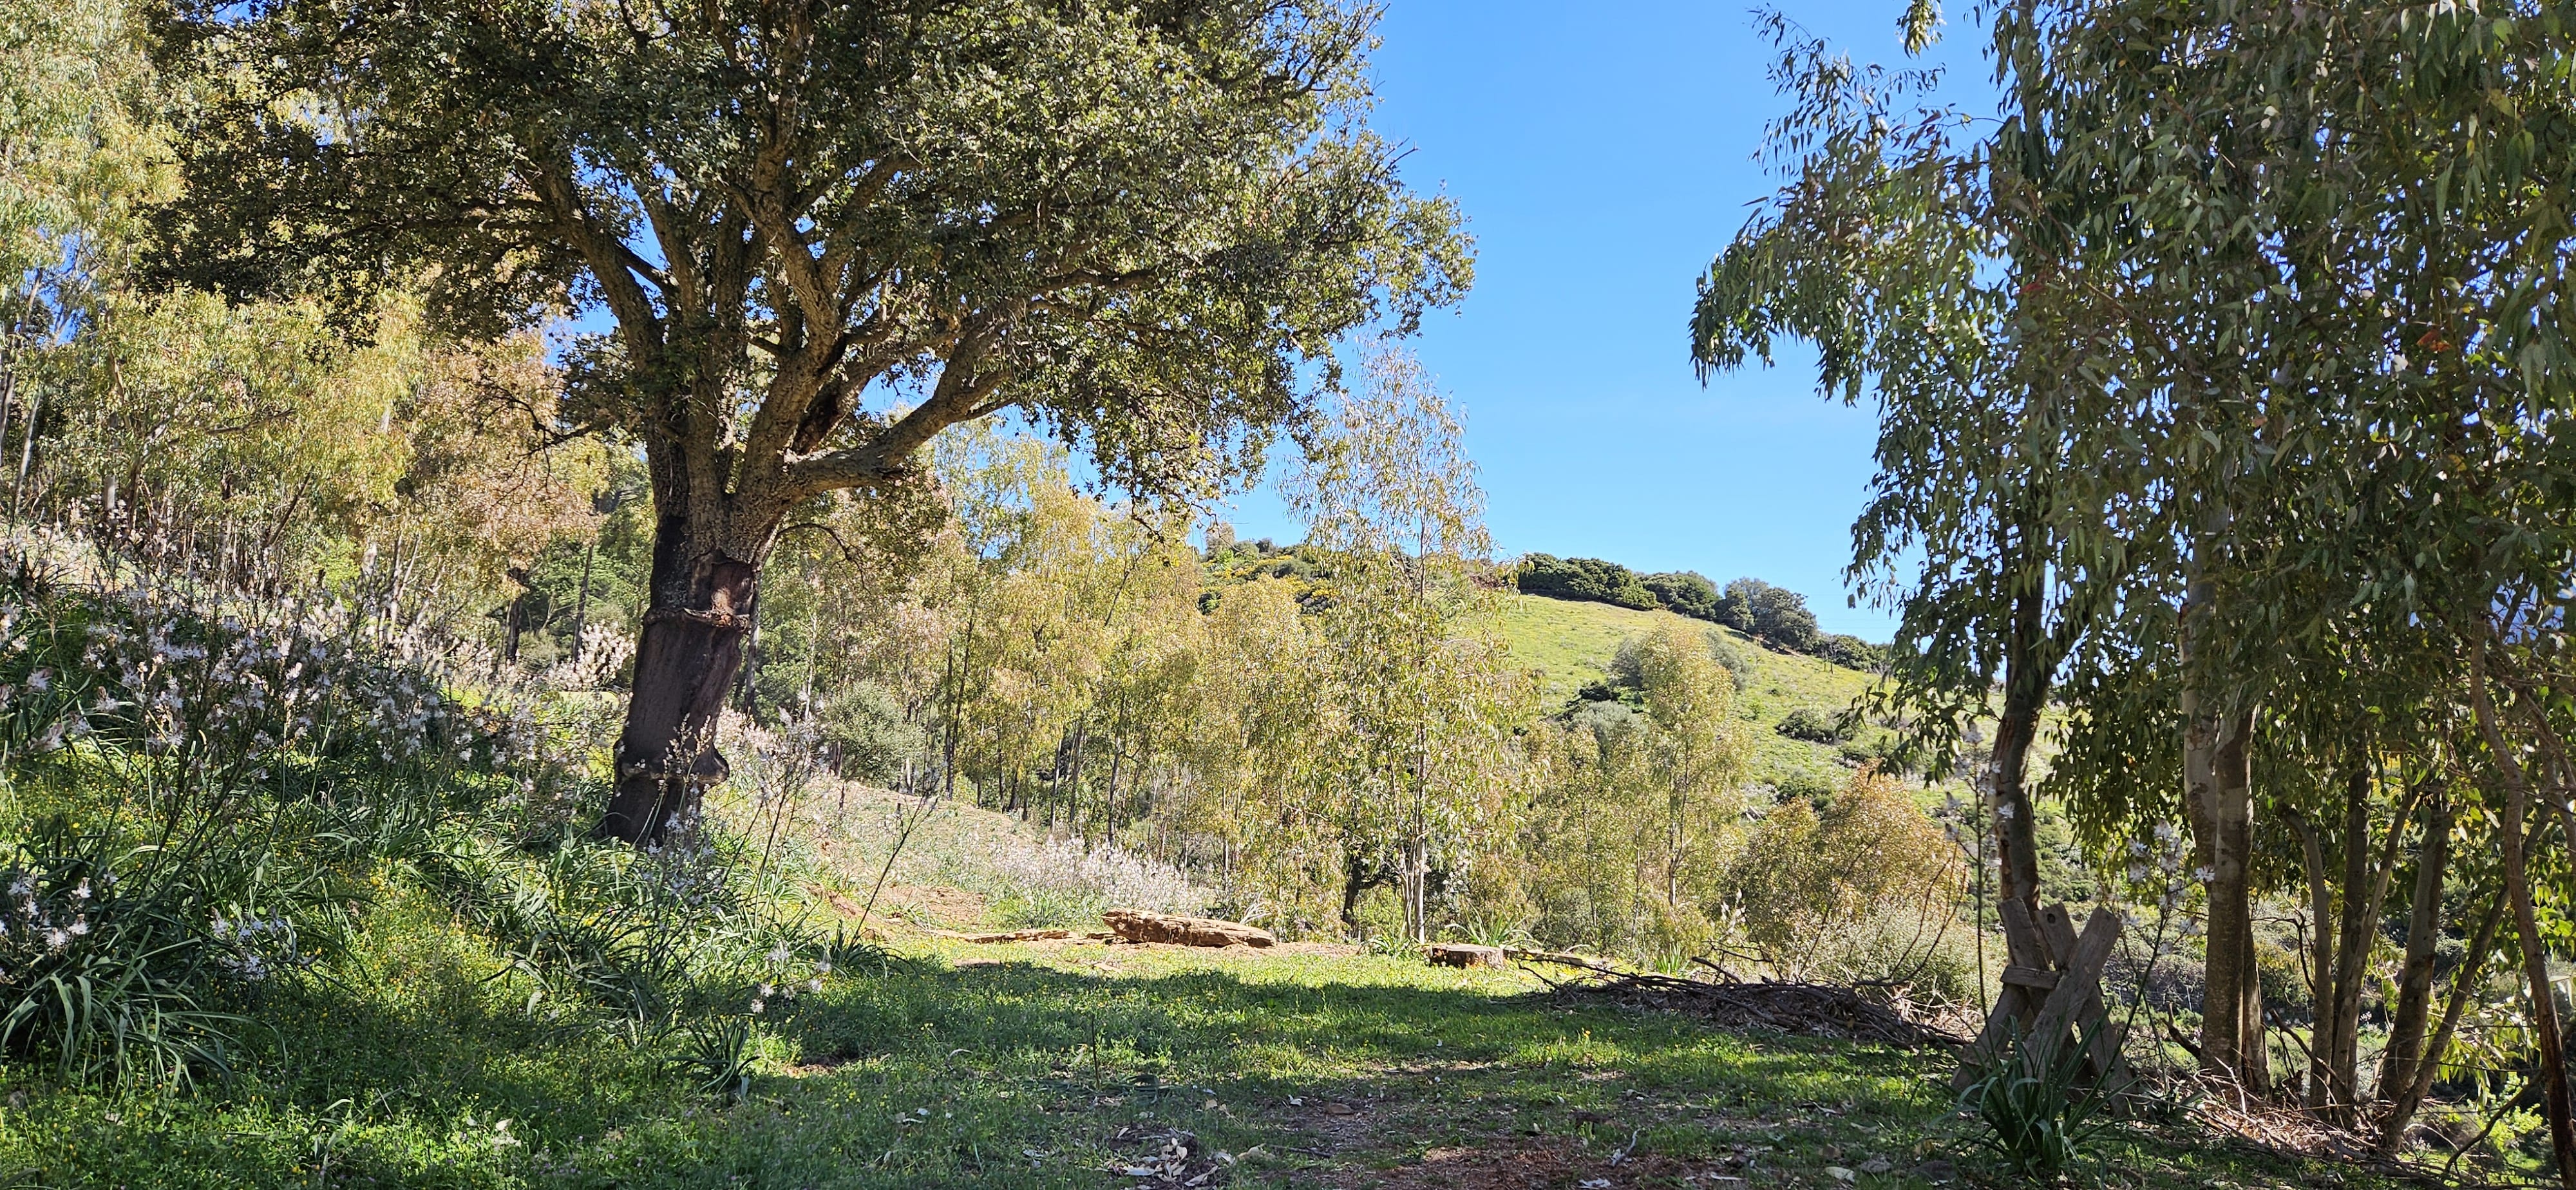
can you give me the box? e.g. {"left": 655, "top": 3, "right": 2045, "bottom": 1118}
{"left": 1426, "top": 943, "right": 1506, "bottom": 968}
{"left": 1101, "top": 909, "right": 1275, "bottom": 948}
{"left": 1910, "top": 1157, "right": 1956, "bottom": 1183}
{"left": 1856, "top": 1155, "right": 1893, "bottom": 1175}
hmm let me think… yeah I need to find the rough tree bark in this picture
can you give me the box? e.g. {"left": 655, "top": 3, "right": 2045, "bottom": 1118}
{"left": 596, "top": 528, "right": 770, "bottom": 842}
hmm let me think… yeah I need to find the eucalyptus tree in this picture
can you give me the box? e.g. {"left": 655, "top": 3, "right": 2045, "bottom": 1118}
{"left": 1692, "top": 14, "right": 2151, "bottom": 928}
{"left": 2004, "top": 0, "right": 2576, "bottom": 1146}
{"left": 1287, "top": 348, "right": 1530, "bottom": 941}
{"left": 2, "top": 0, "right": 172, "bottom": 511}
{"left": 151, "top": 0, "right": 1468, "bottom": 842}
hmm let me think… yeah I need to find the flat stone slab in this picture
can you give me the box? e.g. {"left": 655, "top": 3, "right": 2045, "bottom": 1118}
{"left": 1427, "top": 943, "right": 1507, "bottom": 968}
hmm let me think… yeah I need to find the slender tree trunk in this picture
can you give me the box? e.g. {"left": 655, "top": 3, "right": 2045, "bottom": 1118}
{"left": 2325, "top": 768, "right": 2410, "bottom": 1120}
{"left": 2470, "top": 640, "right": 2576, "bottom": 1187}
{"left": 1989, "top": 585, "right": 2047, "bottom": 912}
{"left": 2381, "top": 885, "right": 2506, "bottom": 1151}
{"left": 2379, "top": 788, "right": 2453, "bottom": 1110}
{"left": 2291, "top": 807, "right": 2334, "bottom": 1108}
{"left": 569, "top": 538, "right": 596, "bottom": 663}
{"left": 2188, "top": 697, "right": 2262, "bottom": 1084}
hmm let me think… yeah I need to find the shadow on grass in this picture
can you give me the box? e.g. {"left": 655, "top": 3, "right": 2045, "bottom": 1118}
{"left": 5, "top": 946, "right": 2421, "bottom": 1189}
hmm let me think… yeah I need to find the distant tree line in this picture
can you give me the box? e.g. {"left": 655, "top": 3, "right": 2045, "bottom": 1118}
{"left": 1516, "top": 554, "right": 1881, "bottom": 668}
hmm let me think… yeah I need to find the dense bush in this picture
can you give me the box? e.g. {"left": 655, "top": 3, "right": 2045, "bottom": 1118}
{"left": 1722, "top": 770, "right": 1962, "bottom": 983}
{"left": 1815, "top": 633, "right": 1885, "bottom": 670}
{"left": 1776, "top": 707, "right": 1853, "bottom": 743}
{"left": 1519, "top": 557, "right": 1878, "bottom": 670}
{"left": 1641, "top": 570, "right": 1720, "bottom": 619}
{"left": 1517, "top": 553, "right": 1660, "bottom": 610}
{"left": 0, "top": 549, "right": 570, "bottom": 1081}
{"left": 1718, "top": 578, "right": 1823, "bottom": 653}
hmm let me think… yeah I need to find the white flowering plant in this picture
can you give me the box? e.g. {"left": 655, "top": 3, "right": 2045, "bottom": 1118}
{"left": 0, "top": 545, "right": 591, "bottom": 1085}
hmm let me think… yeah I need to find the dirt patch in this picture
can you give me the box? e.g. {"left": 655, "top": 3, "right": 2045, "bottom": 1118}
{"left": 873, "top": 883, "right": 990, "bottom": 929}
{"left": 1325, "top": 1137, "right": 1714, "bottom": 1190}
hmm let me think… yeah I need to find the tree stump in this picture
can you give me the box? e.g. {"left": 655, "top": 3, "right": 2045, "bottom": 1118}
{"left": 1426, "top": 943, "right": 1506, "bottom": 968}
{"left": 1101, "top": 910, "right": 1275, "bottom": 948}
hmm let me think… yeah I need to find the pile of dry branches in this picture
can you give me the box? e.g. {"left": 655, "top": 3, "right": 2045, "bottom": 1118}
{"left": 1519, "top": 953, "right": 1971, "bottom": 1051}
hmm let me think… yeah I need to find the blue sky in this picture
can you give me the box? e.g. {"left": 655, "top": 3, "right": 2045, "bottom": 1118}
{"left": 1213, "top": 2, "right": 1994, "bottom": 640}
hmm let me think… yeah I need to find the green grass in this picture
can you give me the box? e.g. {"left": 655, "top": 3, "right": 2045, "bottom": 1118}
{"left": 1492, "top": 594, "right": 1880, "bottom": 789}
{"left": 0, "top": 899, "right": 2409, "bottom": 1189}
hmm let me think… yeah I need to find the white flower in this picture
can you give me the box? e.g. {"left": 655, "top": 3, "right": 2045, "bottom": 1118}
{"left": 1994, "top": 802, "right": 2015, "bottom": 820}
{"left": 748, "top": 999, "right": 765, "bottom": 1015}
{"left": 2193, "top": 865, "right": 2216, "bottom": 883}
{"left": 766, "top": 943, "right": 793, "bottom": 967}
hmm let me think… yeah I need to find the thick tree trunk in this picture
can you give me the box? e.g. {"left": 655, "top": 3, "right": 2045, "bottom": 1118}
{"left": 597, "top": 522, "right": 764, "bottom": 844}
{"left": 2378, "top": 789, "right": 2453, "bottom": 1110}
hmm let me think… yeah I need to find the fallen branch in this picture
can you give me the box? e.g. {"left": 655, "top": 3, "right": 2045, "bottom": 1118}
{"left": 1520, "top": 953, "right": 1969, "bottom": 1050}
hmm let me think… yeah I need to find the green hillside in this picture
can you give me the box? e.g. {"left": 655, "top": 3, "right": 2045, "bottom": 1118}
{"left": 1492, "top": 593, "right": 1882, "bottom": 792}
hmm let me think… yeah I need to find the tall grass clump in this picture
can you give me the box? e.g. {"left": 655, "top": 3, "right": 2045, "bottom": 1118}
{"left": 0, "top": 528, "right": 877, "bottom": 1104}
{"left": 978, "top": 836, "right": 1206, "bottom": 927}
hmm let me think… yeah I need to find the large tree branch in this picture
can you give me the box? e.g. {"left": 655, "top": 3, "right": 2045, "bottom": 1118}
{"left": 779, "top": 327, "right": 1013, "bottom": 498}
{"left": 530, "top": 151, "right": 665, "bottom": 359}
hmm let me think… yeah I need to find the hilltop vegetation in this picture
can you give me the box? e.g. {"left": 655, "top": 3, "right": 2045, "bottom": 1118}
{"left": 1516, "top": 555, "right": 1883, "bottom": 670}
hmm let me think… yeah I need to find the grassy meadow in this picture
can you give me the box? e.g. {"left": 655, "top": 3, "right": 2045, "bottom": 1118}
{"left": 0, "top": 891, "right": 2396, "bottom": 1190}
{"left": 1492, "top": 594, "right": 1883, "bottom": 793}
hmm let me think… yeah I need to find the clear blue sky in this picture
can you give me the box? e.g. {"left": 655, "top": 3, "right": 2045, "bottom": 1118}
{"left": 1217, "top": 2, "right": 1994, "bottom": 641}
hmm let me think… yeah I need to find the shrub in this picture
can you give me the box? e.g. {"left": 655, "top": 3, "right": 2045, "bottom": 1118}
{"left": 1815, "top": 634, "right": 1884, "bottom": 670}
{"left": 1770, "top": 768, "right": 1837, "bottom": 806}
{"left": 1517, "top": 554, "right": 1658, "bottom": 610}
{"left": 1641, "top": 571, "right": 1720, "bottom": 620}
{"left": 0, "top": 553, "right": 578, "bottom": 1082}
{"left": 1723, "top": 770, "right": 1963, "bottom": 981}
{"left": 1707, "top": 633, "right": 1753, "bottom": 690}
{"left": 1957, "top": 1015, "right": 2126, "bottom": 1177}
{"left": 980, "top": 838, "right": 1205, "bottom": 927}
{"left": 1776, "top": 707, "right": 1852, "bottom": 743}
{"left": 810, "top": 681, "right": 927, "bottom": 784}
{"left": 1719, "top": 578, "right": 1822, "bottom": 652}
